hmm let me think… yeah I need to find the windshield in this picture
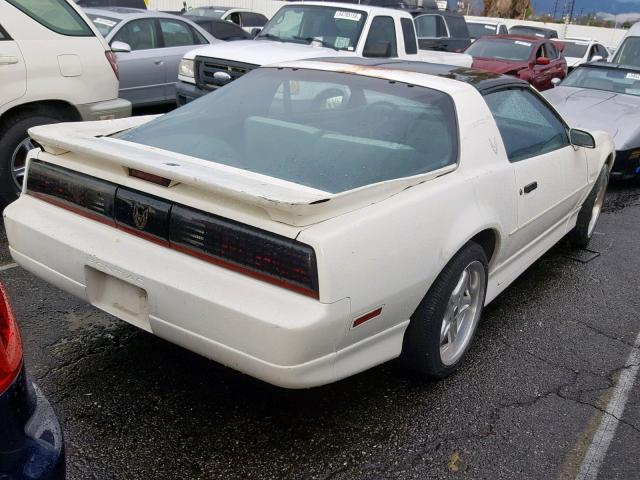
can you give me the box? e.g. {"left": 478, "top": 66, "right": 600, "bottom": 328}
{"left": 187, "top": 7, "right": 227, "bottom": 19}
{"left": 561, "top": 41, "right": 588, "bottom": 58}
{"left": 87, "top": 14, "right": 121, "bottom": 36}
{"left": 613, "top": 37, "right": 640, "bottom": 67}
{"left": 257, "top": 5, "right": 367, "bottom": 51}
{"left": 117, "top": 68, "right": 458, "bottom": 193}
{"left": 561, "top": 66, "right": 640, "bottom": 96}
{"left": 467, "top": 23, "right": 496, "bottom": 39}
{"left": 466, "top": 38, "right": 533, "bottom": 61}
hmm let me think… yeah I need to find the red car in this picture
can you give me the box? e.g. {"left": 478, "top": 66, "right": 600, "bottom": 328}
{"left": 465, "top": 35, "right": 567, "bottom": 91}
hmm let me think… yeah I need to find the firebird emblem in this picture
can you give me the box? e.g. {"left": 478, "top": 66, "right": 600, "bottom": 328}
{"left": 132, "top": 203, "right": 149, "bottom": 230}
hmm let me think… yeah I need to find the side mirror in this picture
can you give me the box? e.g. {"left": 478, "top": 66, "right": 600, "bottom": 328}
{"left": 536, "top": 56, "right": 550, "bottom": 65}
{"left": 551, "top": 77, "right": 562, "bottom": 86}
{"left": 591, "top": 55, "right": 603, "bottom": 62}
{"left": 570, "top": 128, "right": 596, "bottom": 149}
{"left": 363, "top": 41, "right": 391, "bottom": 58}
{"left": 110, "top": 41, "right": 131, "bottom": 53}
{"left": 251, "top": 27, "right": 262, "bottom": 38}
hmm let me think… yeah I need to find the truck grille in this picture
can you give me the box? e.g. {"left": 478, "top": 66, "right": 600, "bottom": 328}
{"left": 195, "top": 56, "right": 258, "bottom": 91}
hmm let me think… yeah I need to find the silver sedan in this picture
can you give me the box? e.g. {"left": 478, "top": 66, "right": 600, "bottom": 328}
{"left": 86, "top": 7, "right": 218, "bottom": 107}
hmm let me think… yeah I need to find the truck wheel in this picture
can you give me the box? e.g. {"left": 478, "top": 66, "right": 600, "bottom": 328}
{"left": 568, "top": 165, "right": 609, "bottom": 249}
{"left": 0, "top": 113, "right": 63, "bottom": 204}
{"left": 401, "top": 242, "right": 488, "bottom": 379}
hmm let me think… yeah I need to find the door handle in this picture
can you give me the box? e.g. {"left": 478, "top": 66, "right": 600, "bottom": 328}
{"left": 154, "top": 60, "right": 163, "bottom": 65}
{"left": 523, "top": 182, "right": 538, "bottom": 194}
{"left": 0, "top": 56, "right": 18, "bottom": 65}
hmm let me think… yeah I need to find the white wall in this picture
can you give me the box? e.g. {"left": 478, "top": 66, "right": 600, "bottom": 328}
{"left": 148, "top": 0, "right": 628, "bottom": 49}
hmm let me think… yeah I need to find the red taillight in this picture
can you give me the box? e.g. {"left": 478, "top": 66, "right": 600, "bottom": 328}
{"left": 0, "top": 283, "right": 22, "bottom": 393}
{"left": 105, "top": 50, "right": 119, "bottom": 80}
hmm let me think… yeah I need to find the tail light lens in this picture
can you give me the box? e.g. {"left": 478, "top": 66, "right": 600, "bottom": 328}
{"left": 0, "top": 283, "right": 22, "bottom": 393}
{"left": 105, "top": 50, "right": 119, "bottom": 80}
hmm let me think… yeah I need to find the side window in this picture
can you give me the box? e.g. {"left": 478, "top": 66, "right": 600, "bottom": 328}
{"left": 242, "top": 12, "right": 267, "bottom": 27}
{"left": 0, "top": 25, "right": 9, "bottom": 40}
{"left": 446, "top": 16, "right": 468, "bottom": 38}
{"left": 545, "top": 42, "right": 558, "bottom": 59}
{"left": 364, "top": 16, "right": 397, "bottom": 57}
{"left": 484, "top": 88, "right": 570, "bottom": 162}
{"left": 414, "top": 15, "right": 447, "bottom": 38}
{"left": 6, "top": 0, "right": 93, "bottom": 37}
{"left": 190, "top": 26, "right": 209, "bottom": 45}
{"left": 535, "top": 45, "right": 544, "bottom": 59}
{"left": 499, "top": 25, "right": 508, "bottom": 35}
{"left": 401, "top": 18, "right": 417, "bottom": 55}
{"left": 228, "top": 12, "right": 241, "bottom": 26}
{"left": 160, "top": 20, "right": 196, "bottom": 47}
{"left": 597, "top": 45, "right": 608, "bottom": 58}
{"left": 113, "top": 19, "right": 158, "bottom": 51}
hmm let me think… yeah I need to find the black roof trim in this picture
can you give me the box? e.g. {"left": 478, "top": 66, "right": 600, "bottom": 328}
{"left": 303, "top": 57, "right": 529, "bottom": 93}
{"left": 578, "top": 61, "right": 640, "bottom": 73}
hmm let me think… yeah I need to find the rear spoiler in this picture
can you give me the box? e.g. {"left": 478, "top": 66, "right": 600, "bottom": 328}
{"left": 28, "top": 118, "right": 454, "bottom": 227}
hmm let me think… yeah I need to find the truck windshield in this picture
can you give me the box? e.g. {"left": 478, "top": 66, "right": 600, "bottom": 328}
{"left": 117, "top": 68, "right": 458, "bottom": 193}
{"left": 613, "top": 37, "right": 640, "bottom": 67}
{"left": 256, "top": 5, "right": 367, "bottom": 52}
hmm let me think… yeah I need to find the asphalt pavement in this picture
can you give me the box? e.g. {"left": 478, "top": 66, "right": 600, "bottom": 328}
{"left": 2, "top": 181, "right": 640, "bottom": 480}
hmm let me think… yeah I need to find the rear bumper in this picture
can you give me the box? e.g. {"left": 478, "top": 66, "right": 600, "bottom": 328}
{"left": 76, "top": 98, "right": 132, "bottom": 121}
{"left": 5, "top": 195, "right": 405, "bottom": 388}
{"left": 0, "top": 368, "right": 65, "bottom": 480}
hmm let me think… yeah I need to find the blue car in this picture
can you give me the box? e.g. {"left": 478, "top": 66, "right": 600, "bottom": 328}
{"left": 0, "top": 284, "right": 65, "bottom": 479}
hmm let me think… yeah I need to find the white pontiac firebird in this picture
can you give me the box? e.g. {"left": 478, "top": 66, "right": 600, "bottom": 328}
{"left": 4, "top": 59, "right": 614, "bottom": 388}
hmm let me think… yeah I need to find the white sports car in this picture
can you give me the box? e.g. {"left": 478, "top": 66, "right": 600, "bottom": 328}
{"left": 4, "top": 59, "right": 614, "bottom": 388}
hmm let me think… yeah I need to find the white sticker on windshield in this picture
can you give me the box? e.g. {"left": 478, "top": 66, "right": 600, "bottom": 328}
{"left": 626, "top": 72, "right": 640, "bottom": 80}
{"left": 484, "top": 25, "right": 495, "bottom": 29}
{"left": 335, "top": 36, "right": 351, "bottom": 49}
{"left": 334, "top": 11, "right": 362, "bottom": 21}
{"left": 515, "top": 41, "right": 532, "bottom": 47}
{"left": 93, "top": 18, "right": 117, "bottom": 27}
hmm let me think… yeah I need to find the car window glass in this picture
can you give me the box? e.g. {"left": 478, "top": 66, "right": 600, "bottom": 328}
{"left": 190, "top": 26, "right": 209, "bottom": 44}
{"left": 160, "top": 19, "right": 195, "bottom": 47}
{"left": 535, "top": 45, "right": 544, "bottom": 59}
{"left": 117, "top": 68, "right": 459, "bottom": 194}
{"left": 365, "top": 16, "right": 397, "bottom": 57}
{"left": 545, "top": 42, "right": 558, "bottom": 59}
{"left": 613, "top": 37, "right": 640, "bottom": 66}
{"left": 485, "top": 88, "right": 569, "bottom": 162}
{"left": 499, "top": 25, "right": 508, "bottom": 35}
{"left": 113, "top": 19, "right": 158, "bottom": 50}
{"left": 243, "top": 12, "right": 267, "bottom": 26}
{"left": 401, "top": 18, "right": 417, "bottom": 54}
{"left": 598, "top": 45, "right": 608, "bottom": 58}
{"left": 0, "top": 25, "right": 9, "bottom": 40}
{"left": 228, "top": 12, "right": 241, "bottom": 25}
{"left": 446, "top": 16, "right": 468, "bottom": 37}
{"left": 466, "top": 38, "right": 533, "bottom": 61}
{"left": 213, "top": 21, "right": 250, "bottom": 40}
{"left": 6, "top": 0, "right": 93, "bottom": 37}
{"left": 414, "top": 15, "right": 446, "bottom": 38}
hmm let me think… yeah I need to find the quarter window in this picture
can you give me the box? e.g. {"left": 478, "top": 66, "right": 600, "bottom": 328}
{"left": 113, "top": 19, "right": 158, "bottom": 51}
{"left": 0, "top": 25, "right": 9, "bottom": 40}
{"left": 485, "top": 88, "right": 569, "bottom": 162}
{"left": 6, "top": 0, "right": 93, "bottom": 37}
{"left": 160, "top": 20, "right": 196, "bottom": 47}
{"left": 365, "top": 16, "right": 397, "bottom": 57}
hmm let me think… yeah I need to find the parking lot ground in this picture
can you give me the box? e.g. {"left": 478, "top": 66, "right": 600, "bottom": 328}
{"left": 2, "top": 181, "right": 640, "bottom": 480}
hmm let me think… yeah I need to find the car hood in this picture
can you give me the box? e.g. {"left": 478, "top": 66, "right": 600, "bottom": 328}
{"left": 471, "top": 58, "right": 527, "bottom": 74}
{"left": 184, "top": 39, "right": 352, "bottom": 64}
{"left": 543, "top": 86, "right": 640, "bottom": 150}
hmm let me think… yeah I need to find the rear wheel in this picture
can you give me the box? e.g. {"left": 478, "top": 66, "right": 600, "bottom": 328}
{"left": 401, "top": 242, "right": 488, "bottom": 379}
{"left": 0, "top": 113, "right": 63, "bottom": 204}
{"left": 568, "top": 165, "right": 609, "bottom": 249}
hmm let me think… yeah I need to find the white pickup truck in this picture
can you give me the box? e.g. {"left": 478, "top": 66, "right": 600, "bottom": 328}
{"left": 175, "top": 1, "right": 472, "bottom": 104}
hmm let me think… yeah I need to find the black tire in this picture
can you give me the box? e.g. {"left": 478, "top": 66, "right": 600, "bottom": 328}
{"left": 400, "top": 242, "right": 488, "bottom": 379}
{"left": 0, "top": 112, "right": 63, "bottom": 204}
{"left": 567, "top": 165, "right": 609, "bottom": 249}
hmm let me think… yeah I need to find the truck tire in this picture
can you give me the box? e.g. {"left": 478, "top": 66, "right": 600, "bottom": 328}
{"left": 567, "top": 165, "right": 609, "bottom": 249}
{"left": 0, "top": 112, "right": 63, "bottom": 204}
{"left": 400, "top": 242, "right": 488, "bottom": 379}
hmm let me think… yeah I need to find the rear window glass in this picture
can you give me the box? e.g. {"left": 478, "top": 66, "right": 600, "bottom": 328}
{"left": 466, "top": 38, "right": 533, "bottom": 61}
{"left": 6, "top": 0, "right": 94, "bottom": 37}
{"left": 87, "top": 14, "right": 121, "bottom": 36}
{"left": 561, "top": 41, "right": 588, "bottom": 58}
{"left": 467, "top": 22, "right": 496, "bottom": 39}
{"left": 117, "top": 68, "right": 458, "bottom": 194}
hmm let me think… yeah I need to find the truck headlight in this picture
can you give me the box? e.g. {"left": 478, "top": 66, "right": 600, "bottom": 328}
{"left": 179, "top": 58, "right": 195, "bottom": 78}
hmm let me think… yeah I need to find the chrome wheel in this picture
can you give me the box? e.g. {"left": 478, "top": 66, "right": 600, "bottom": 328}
{"left": 587, "top": 172, "right": 608, "bottom": 237}
{"left": 440, "top": 261, "right": 486, "bottom": 366}
{"left": 10, "top": 136, "right": 38, "bottom": 191}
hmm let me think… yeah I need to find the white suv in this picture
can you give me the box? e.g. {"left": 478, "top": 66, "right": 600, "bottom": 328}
{"left": 0, "top": 0, "right": 131, "bottom": 203}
